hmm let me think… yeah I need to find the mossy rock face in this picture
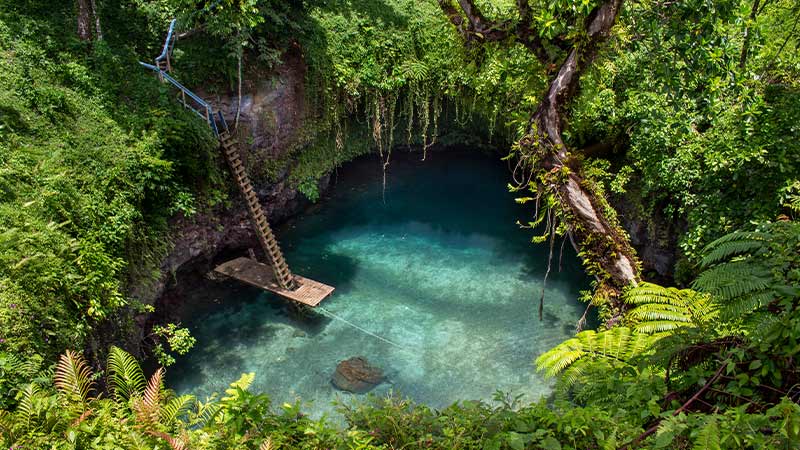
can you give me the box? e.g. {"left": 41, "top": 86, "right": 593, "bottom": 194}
{"left": 331, "top": 356, "right": 384, "bottom": 393}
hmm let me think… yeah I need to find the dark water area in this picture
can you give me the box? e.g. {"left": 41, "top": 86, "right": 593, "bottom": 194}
{"left": 169, "top": 150, "right": 592, "bottom": 418}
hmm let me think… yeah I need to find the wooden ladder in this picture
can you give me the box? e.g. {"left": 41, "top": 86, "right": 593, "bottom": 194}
{"left": 219, "top": 130, "right": 297, "bottom": 290}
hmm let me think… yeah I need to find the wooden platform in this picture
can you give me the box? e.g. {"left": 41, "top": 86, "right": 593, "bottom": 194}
{"left": 214, "top": 257, "right": 334, "bottom": 307}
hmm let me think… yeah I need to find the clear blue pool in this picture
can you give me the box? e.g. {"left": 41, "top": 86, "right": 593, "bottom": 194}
{"left": 169, "top": 150, "right": 591, "bottom": 418}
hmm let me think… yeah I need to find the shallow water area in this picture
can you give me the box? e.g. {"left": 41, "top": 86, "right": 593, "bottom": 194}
{"left": 169, "top": 150, "right": 591, "bottom": 419}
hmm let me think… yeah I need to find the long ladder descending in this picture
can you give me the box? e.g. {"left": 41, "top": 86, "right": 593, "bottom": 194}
{"left": 139, "top": 19, "right": 334, "bottom": 307}
{"left": 218, "top": 130, "right": 295, "bottom": 290}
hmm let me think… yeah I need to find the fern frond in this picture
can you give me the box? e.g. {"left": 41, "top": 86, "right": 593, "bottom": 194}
{"left": 144, "top": 367, "right": 164, "bottom": 410}
{"left": 160, "top": 394, "right": 194, "bottom": 427}
{"left": 260, "top": 437, "right": 274, "bottom": 450}
{"left": 742, "top": 312, "right": 781, "bottom": 339}
{"left": 148, "top": 431, "right": 187, "bottom": 450}
{"left": 193, "top": 401, "right": 221, "bottom": 427}
{"left": 133, "top": 367, "right": 164, "bottom": 430}
{"left": 625, "top": 283, "right": 717, "bottom": 332}
{"left": 54, "top": 350, "right": 95, "bottom": 407}
{"left": 720, "top": 290, "right": 775, "bottom": 320}
{"left": 70, "top": 408, "right": 93, "bottom": 428}
{"left": 701, "top": 238, "right": 765, "bottom": 267}
{"left": 222, "top": 372, "right": 255, "bottom": 402}
{"left": 536, "top": 327, "right": 655, "bottom": 384}
{"left": 16, "top": 383, "right": 40, "bottom": 427}
{"left": 700, "top": 231, "right": 770, "bottom": 267}
{"left": 107, "top": 346, "right": 146, "bottom": 402}
{"left": 693, "top": 416, "right": 721, "bottom": 450}
{"left": 397, "top": 59, "right": 430, "bottom": 82}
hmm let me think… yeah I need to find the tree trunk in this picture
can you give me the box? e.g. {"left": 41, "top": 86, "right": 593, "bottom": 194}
{"left": 89, "top": 0, "right": 103, "bottom": 41}
{"left": 524, "top": 0, "right": 639, "bottom": 316}
{"left": 76, "top": 0, "right": 92, "bottom": 41}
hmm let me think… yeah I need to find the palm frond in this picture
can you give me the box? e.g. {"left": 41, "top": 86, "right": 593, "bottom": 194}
{"left": 107, "top": 346, "right": 146, "bottom": 402}
{"left": 54, "top": 350, "right": 95, "bottom": 407}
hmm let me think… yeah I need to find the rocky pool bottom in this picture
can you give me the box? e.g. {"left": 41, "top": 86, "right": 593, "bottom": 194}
{"left": 168, "top": 150, "right": 592, "bottom": 419}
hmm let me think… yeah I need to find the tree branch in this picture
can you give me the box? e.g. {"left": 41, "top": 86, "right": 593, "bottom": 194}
{"left": 437, "top": 0, "right": 552, "bottom": 64}
{"left": 620, "top": 362, "right": 727, "bottom": 449}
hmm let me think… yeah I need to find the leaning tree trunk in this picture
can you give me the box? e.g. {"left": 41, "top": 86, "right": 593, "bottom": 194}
{"left": 437, "top": 0, "right": 639, "bottom": 320}
{"left": 524, "top": 0, "right": 639, "bottom": 319}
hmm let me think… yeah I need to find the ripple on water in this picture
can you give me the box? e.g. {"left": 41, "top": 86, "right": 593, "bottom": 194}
{"left": 169, "top": 151, "right": 592, "bottom": 419}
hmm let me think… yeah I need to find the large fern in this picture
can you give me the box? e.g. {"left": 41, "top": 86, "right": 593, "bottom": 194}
{"left": 107, "top": 346, "right": 146, "bottom": 403}
{"left": 699, "top": 231, "right": 771, "bottom": 267}
{"left": 625, "top": 282, "right": 717, "bottom": 333}
{"left": 694, "top": 223, "right": 799, "bottom": 320}
{"left": 536, "top": 327, "right": 657, "bottom": 385}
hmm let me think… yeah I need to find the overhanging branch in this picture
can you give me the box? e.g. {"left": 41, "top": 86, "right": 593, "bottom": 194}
{"left": 437, "top": 0, "right": 553, "bottom": 64}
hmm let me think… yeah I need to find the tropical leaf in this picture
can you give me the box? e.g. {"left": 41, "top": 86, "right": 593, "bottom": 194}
{"left": 397, "top": 59, "right": 430, "bottom": 82}
{"left": 54, "top": 350, "right": 95, "bottom": 407}
{"left": 16, "top": 383, "right": 41, "bottom": 427}
{"left": 148, "top": 430, "right": 188, "bottom": 450}
{"left": 700, "top": 231, "right": 770, "bottom": 267}
{"left": 260, "top": 437, "right": 275, "bottom": 450}
{"left": 692, "top": 416, "right": 721, "bottom": 450}
{"left": 107, "top": 346, "right": 146, "bottom": 402}
{"left": 222, "top": 372, "right": 255, "bottom": 402}
{"left": 160, "top": 394, "right": 194, "bottom": 426}
{"left": 536, "top": 327, "right": 657, "bottom": 384}
{"left": 626, "top": 282, "right": 717, "bottom": 333}
{"left": 132, "top": 367, "right": 164, "bottom": 430}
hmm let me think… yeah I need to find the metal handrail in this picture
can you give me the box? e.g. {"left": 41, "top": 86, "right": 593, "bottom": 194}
{"left": 139, "top": 61, "right": 219, "bottom": 135}
{"left": 140, "top": 19, "right": 229, "bottom": 137}
{"left": 155, "top": 19, "right": 177, "bottom": 64}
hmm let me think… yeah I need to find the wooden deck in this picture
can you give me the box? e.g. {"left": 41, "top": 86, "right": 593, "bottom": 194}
{"left": 214, "top": 257, "right": 334, "bottom": 307}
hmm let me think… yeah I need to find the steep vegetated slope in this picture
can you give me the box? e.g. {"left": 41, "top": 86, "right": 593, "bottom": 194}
{"left": 0, "top": 2, "right": 221, "bottom": 360}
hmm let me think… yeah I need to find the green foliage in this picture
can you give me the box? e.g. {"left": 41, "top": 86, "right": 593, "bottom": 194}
{"left": 151, "top": 323, "right": 196, "bottom": 367}
{"left": 0, "top": 1, "right": 219, "bottom": 358}
{"left": 625, "top": 283, "right": 717, "bottom": 334}
{"left": 107, "top": 345, "right": 146, "bottom": 402}
{"left": 538, "top": 221, "right": 800, "bottom": 448}
{"left": 694, "top": 222, "right": 799, "bottom": 321}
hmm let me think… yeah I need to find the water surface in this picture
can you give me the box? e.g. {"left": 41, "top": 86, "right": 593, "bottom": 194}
{"left": 170, "top": 151, "right": 590, "bottom": 417}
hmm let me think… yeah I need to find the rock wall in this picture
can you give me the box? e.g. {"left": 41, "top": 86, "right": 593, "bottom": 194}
{"left": 128, "top": 47, "right": 326, "bottom": 309}
{"left": 613, "top": 194, "right": 683, "bottom": 284}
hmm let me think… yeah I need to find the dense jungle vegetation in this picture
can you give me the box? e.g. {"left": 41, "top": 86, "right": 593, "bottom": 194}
{"left": 1, "top": 0, "right": 799, "bottom": 448}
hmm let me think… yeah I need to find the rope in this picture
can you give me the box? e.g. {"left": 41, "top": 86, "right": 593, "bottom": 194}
{"left": 316, "top": 306, "right": 410, "bottom": 352}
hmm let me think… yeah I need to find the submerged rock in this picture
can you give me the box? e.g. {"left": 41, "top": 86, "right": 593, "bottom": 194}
{"left": 332, "top": 357, "right": 383, "bottom": 393}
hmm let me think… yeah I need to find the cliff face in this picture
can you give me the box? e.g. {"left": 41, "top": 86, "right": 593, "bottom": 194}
{"left": 127, "top": 48, "right": 327, "bottom": 309}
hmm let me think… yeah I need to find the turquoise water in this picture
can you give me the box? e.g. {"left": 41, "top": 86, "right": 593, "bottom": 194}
{"left": 169, "top": 151, "right": 590, "bottom": 418}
